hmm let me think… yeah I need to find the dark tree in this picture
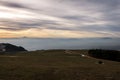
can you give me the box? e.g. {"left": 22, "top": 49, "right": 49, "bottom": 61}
{"left": 88, "top": 49, "right": 120, "bottom": 62}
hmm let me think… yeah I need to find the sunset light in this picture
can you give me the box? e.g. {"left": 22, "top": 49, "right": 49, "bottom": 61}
{"left": 0, "top": 0, "right": 120, "bottom": 38}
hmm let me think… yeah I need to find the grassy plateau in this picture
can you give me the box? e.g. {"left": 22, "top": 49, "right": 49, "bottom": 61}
{"left": 0, "top": 50, "right": 120, "bottom": 80}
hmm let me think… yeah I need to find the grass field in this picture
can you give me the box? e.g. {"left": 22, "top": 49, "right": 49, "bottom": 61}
{"left": 0, "top": 50, "right": 120, "bottom": 80}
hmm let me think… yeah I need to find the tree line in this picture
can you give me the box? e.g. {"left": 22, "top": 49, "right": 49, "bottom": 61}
{"left": 88, "top": 49, "right": 120, "bottom": 62}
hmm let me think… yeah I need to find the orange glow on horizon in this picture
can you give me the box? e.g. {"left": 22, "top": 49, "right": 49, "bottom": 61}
{"left": 0, "top": 28, "right": 109, "bottom": 38}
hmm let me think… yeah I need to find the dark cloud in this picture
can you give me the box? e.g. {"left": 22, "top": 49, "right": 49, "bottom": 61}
{"left": 1, "top": 2, "right": 25, "bottom": 8}
{"left": 0, "top": 1, "right": 32, "bottom": 10}
{"left": 0, "top": 27, "right": 26, "bottom": 31}
{"left": 0, "top": 19, "right": 40, "bottom": 31}
{"left": 62, "top": 15, "right": 97, "bottom": 23}
{"left": 0, "top": 18, "right": 120, "bottom": 34}
{"left": 0, "top": 19, "right": 60, "bottom": 31}
{"left": 62, "top": 16, "right": 84, "bottom": 20}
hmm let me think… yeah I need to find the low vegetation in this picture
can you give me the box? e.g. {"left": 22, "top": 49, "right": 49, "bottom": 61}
{"left": 88, "top": 49, "right": 120, "bottom": 62}
{"left": 0, "top": 50, "right": 120, "bottom": 80}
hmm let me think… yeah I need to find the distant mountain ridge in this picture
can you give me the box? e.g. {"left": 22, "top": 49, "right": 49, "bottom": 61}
{"left": 0, "top": 43, "right": 27, "bottom": 52}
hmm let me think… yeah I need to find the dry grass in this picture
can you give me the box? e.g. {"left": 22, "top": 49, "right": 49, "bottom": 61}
{"left": 0, "top": 50, "right": 120, "bottom": 80}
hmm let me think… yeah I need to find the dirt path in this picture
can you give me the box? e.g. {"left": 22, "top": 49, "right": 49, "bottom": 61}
{"left": 64, "top": 50, "right": 96, "bottom": 59}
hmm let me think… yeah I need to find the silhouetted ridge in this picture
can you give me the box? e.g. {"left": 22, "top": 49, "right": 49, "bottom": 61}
{"left": 0, "top": 43, "right": 27, "bottom": 52}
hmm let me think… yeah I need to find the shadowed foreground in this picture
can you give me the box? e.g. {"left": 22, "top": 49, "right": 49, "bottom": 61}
{"left": 0, "top": 50, "right": 120, "bottom": 80}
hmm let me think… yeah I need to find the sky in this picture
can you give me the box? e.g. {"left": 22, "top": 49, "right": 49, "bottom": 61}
{"left": 0, "top": 0, "right": 120, "bottom": 38}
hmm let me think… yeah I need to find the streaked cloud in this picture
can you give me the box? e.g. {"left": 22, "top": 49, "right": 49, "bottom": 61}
{"left": 0, "top": 0, "right": 120, "bottom": 38}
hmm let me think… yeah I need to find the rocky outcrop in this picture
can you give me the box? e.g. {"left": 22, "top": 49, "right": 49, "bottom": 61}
{"left": 0, "top": 43, "right": 27, "bottom": 52}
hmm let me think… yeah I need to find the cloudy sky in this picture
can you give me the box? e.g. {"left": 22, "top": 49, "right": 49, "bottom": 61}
{"left": 0, "top": 0, "right": 120, "bottom": 38}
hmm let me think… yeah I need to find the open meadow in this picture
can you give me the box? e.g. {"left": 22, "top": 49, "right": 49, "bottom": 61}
{"left": 0, "top": 50, "right": 120, "bottom": 80}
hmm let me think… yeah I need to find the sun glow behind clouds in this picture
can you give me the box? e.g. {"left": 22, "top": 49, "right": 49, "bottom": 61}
{"left": 0, "top": 0, "right": 120, "bottom": 38}
{"left": 0, "top": 6, "right": 35, "bottom": 19}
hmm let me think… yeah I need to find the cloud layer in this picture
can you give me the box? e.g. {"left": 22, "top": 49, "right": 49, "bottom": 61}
{"left": 0, "top": 0, "right": 120, "bottom": 38}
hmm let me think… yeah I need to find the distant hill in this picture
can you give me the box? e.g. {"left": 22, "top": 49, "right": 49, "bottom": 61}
{"left": 100, "top": 37, "right": 113, "bottom": 39}
{"left": 0, "top": 43, "right": 27, "bottom": 52}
